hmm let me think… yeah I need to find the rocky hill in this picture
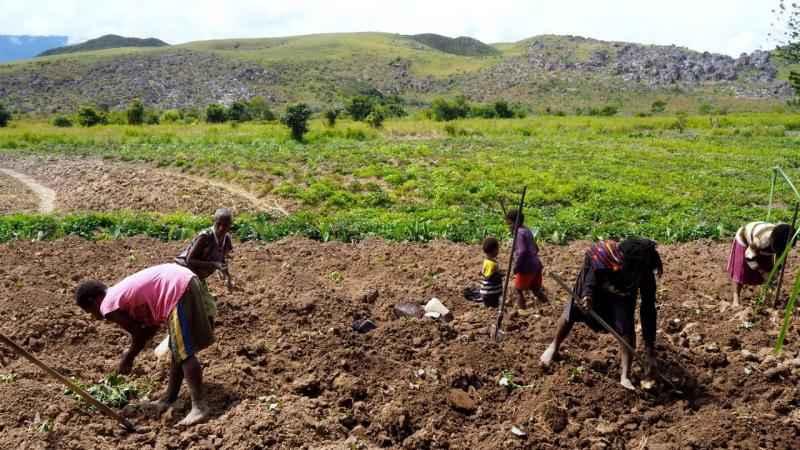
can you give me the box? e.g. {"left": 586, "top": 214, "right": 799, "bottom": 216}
{"left": 405, "top": 33, "right": 500, "bottom": 56}
{"left": 0, "top": 32, "right": 793, "bottom": 114}
{"left": 37, "top": 34, "right": 168, "bottom": 57}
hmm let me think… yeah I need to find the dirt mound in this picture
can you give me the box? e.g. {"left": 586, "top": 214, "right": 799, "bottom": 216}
{"left": 0, "top": 237, "right": 799, "bottom": 449}
{"left": 0, "top": 156, "right": 281, "bottom": 215}
{"left": 0, "top": 170, "right": 39, "bottom": 214}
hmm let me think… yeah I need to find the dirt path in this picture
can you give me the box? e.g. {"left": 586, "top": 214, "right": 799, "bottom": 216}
{"left": 0, "top": 168, "right": 55, "bottom": 213}
{"left": 0, "top": 157, "right": 288, "bottom": 215}
{"left": 0, "top": 237, "right": 798, "bottom": 449}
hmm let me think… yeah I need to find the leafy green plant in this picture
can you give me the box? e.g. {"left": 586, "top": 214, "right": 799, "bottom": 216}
{"left": 205, "top": 104, "right": 227, "bottom": 123}
{"left": 366, "top": 106, "right": 386, "bottom": 129}
{"left": 126, "top": 99, "right": 145, "bottom": 125}
{"left": 325, "top": 108, "right": 341, "bottom": 127}
{"left": 51, "top": 115, "right": 73, "bottom": 127}
{"left": 227, "top": 101, "right": 251, "bottom": 122}
{"left": 77, "top": 106, "right": 106, "bottom": 127}
{"left": 346, "top": 96, "right": 374, "bottom": 121}
{"left": 64, "top": 374, "right": 140, "bottom": 408}
{"left": 651, "top": 100, "right": 667, "bottom": 114}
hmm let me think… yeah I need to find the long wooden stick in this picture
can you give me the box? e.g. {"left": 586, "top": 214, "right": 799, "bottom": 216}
{"left": 493, "top": 186, "right": 527, "bottom": 341}
{"left": 549, "top": 273, "right": 678, "bottom": 391}
{"left": 773, "top": 202, "right": 800, "bottom": 307}
{"left": 0, "top": 332, "right": 136, "bottom": 432}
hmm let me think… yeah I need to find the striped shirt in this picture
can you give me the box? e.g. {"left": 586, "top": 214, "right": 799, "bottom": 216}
{"left": 480, "top": 258, "right": 503, "bottom": 297}
{"left": 735, "top": 222, "right": 777, "bottom": 257}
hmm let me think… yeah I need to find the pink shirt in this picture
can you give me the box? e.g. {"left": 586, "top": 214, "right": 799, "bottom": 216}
{"left": 100, "top": 263, "right": 195, "bottom": 326}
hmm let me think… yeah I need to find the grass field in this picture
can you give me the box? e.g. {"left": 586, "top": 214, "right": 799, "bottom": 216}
{"left": 1, "top": 113, "right": 799, "bottom": 244}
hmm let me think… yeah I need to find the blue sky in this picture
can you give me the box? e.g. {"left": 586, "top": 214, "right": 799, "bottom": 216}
{"left": 0, "top": 0, "right": 783, "bottom": 56}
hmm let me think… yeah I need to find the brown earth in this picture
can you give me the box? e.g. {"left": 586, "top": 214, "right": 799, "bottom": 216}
{"left": 1, "top": 237, "right": 799, "bottom": 449}
{"left": 0, "top": 171, "right": 39, "bottom": 214}
{"left": 0, "top": 156, "right": 286, "bottom": 216}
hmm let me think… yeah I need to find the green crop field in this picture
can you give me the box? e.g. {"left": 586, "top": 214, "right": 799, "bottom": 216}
{"left": 1, "top": 113, "right": 799, "bottom": 244}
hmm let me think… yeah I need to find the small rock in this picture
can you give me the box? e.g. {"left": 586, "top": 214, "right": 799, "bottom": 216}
{"left": 741, "top": 349, "right": 760, "bottom": 362}
{"left": 292, "top": 374, "right": 321, "bottom": 397}
{"left": 357, "top": 289, "right": 379, "bottom": 304}
{"left": 352, "top": 319, "right": 377, "bottom": 334}
{"left": 764, "top": 365, "right": 790, "bottom": 380}
{"left": 394, "top": 303, "right": 424, "bottom": 319}
{"left": 688, "top": 334, "right": 704, "bottom": 347}
{"left": 705, "top": 343, "right": 720, "bottom": 353}
{"left": 424, "top": 298, "right": 453, "bottom": 322}
{"left": 447, "top": 388, "right": 478, "bottom": 414}
{"left": 665, "top": 318, "right": 682, "bottom": 334}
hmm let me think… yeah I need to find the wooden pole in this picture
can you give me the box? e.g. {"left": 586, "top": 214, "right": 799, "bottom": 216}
{"left": 493, "top": 187, "right": 527, "bottom": 342}
{"left": 773, "top": 203, "right": 800, "bottom": 307}
{"left": 0, "top": 332, "right": 136, "bottom": 432}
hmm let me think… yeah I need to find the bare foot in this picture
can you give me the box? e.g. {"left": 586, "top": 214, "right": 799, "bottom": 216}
{"left": 177, "top": 404, "right": 210, "bottom": 427}
{"left": 620, "top": 377, "right": 636, "bottom": 391}
{"left": 540, "top": 342, "right": 557, "bottom": 367}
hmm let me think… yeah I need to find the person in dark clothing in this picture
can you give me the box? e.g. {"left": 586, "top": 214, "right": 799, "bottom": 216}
{"left": 175, "top": 208, "right": 234, "bottom": 289}
{"left": 540, "top": 238, "right": 663, "bottom": 391}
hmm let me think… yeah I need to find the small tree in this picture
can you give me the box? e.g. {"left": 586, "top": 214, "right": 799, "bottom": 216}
{"left": 366, "top": 106, "right": 386, "bottom": 129}
{"left": 494, "top": 100, "right": 514, "bottom": 118}
{"left": 346, "top": 96, "right": 374, "bottom": 121}
{"left": 227, "top": 101, "right": 251, "bottom": 122}
{"left": 672, "top": 112, "right": 688, "bottom": 133}
{"left": 324, "top": 108, "right": 341, "bottom": 127}
{"left": 651, "top": 100, "right": 667, "bottom": 114}
{"left": 51, "top": 115, "right": 73, "bottom": 127}
{"left": 205, "top": 104, "right": 227, "bottom": 123}
{"left": 0, "top": 103, "right": 10, "bottom": 127}
{"left": 282, "top": 103, "right": 312, "bottom": 141}
{"left": 126, "top": 99, "right": 145, "bottom": 125}
{"left": 77, "top": 106, "right": 106, "bottom": 127}
{"left": 160, "top": 109, "right": 181, "bottom": 123}
{"left": 430, "top": 96, "right": 470, "bottom": 121}
{"left": 247, "top": 96, "right": 275, "bottom": 121}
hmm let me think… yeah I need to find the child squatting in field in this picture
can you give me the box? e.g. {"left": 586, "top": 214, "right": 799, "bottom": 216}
{"left": 75, "top": 263, "right": 217, "bottom": 426}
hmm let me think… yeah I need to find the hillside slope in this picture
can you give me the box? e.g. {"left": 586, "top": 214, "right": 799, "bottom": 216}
{"left": 0, "top": 32, "right": 793, "bottom": 114}
{"left": 37, "top": 34, "right": 168, "bottom": 57}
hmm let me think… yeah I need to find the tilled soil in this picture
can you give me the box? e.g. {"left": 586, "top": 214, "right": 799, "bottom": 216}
{"left": 0, "top": 170, "right": 39, "bottom": 214}
{"left": 0, "top": 156, "right": 278, "bottom": 215}
{"left": 0, "top": 237, "right": 799, "bottom": 449}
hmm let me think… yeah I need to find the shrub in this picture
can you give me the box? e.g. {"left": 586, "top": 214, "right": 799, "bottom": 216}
{"left": 470, "top": 104, "right": 497, "bottom": 119}
{"left": 282, "top": 103, "right": 313, "bottom": 141}
{"left": 77, "top": 106, "right": 106, "bottom": 127}
{"left": 494, "top": 100, "right": 514, "bottom": 118}
{"left": 227, "top": 101, "right": 251, "bottom": 122}
{"left": 430, "top": 96, "right": 470, "bottom": 121}
{"left": 144, "top": 110, "right": 160, "bottom": 125}
{"left": 51, "top": 115, "right": 73, "bottom": 127}
{"left": 599, "top": 106, "right": 618, "bottom": 116}
{"left": 205, "top": 104, "right": 227, "bottom": 123}
{"left": 126, "top": 99, "right": 145, "bottom": 125}
{"left": 247, "top": 96, "right": 275, "bottom": 121}
{"left": 698, "top": 102, "right": 714, "bottom": 115}
{"left": 324, "top": 108, "right": 341, "bottom": 127}
{"left": 160, "top": 109, "right": 181, "bottom": 123}
{"left": 366, "top": 106, "right": 386, "bottom": 129}
{"left": 346, "top": 96, "right": 374, "bottom": 121}
{"left": 651, "top": 100, "right": 667, "bottom": 114}
{"left": 382, "top": 95, "right": 407, "bottom": 118}
{"left": 672, "top": 112, "right": 688, "bottom": 133}
{"left": 0, "top": 103, "right": 11, "bottom": 127}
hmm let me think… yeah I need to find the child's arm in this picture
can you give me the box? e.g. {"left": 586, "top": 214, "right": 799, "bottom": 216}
{"left": 105, "top": 311, "right": 158, "bottom": 374}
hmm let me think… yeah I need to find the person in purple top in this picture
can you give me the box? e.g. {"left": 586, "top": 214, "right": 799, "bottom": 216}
{"left": 506, "top": 209, "right": 549, "bottom": 309}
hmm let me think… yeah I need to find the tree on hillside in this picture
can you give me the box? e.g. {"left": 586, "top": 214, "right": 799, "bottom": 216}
{"left": 0, "top": 103, "right": 10, "bottom": 127}
{"left": 126, "top": 99, "right": 145, "bottom": 125}
{"left": 205, "top": 104, "right": 227, "bottom": 123}
{"left": 346, "top": 96, "right": 374, "bottom": 121}
{"left": 324, "top": 108, "right": 341, "bottom": 127}
{"left": 247, "top": 96, "right": 275, "bottom": 121}
{"left": 77, "top": 106, "right": 106, "bottom": 127}
{"left": 282, "top": 103, "right": 313, "bottom": 141}
{"left": 227, "top": 101, "right": 251, "bottom": 122}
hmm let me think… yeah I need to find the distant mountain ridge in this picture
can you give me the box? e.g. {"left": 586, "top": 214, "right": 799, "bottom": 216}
{"left": 0, "top": 35, "right": 67, "bottom": 63}
{"left": 0, "top": 32, "right": 794, "bottom": 114}
{"left": 37, "top": 34, "right": 168, "bottom": 57}
{"left": 405, "top": 33, "right": 499, "bottom": 56}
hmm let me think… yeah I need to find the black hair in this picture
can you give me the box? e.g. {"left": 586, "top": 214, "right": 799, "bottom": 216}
{"left": 772, "top": 223, "right": 794, "bottom": 255}
{"left": 75, "top": 280, "right": 107, "bottom": 310}
{"left": 482, "top": 237, "right": 500, "bottom": 254}
{"left": 214, "top": 208, "right": 233, "bottom": 224}
{"left": 620, "top": 238, "right": 663, "bottom": 275}
{"left": 505, "top": 209, "right": 524, "bottom": 225}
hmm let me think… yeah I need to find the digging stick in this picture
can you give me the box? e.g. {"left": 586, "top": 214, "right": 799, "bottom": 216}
{"left": 773, "top": 202, "right": 800, "bottom": 307}
{"left": 0, "top": 332, "right": 136, "bottom": 432}
{"left": 492, "top": 186, "right": 527, "bottom": 342}
{"left": 548, "top": 273, "right": 678, "bottom": 391}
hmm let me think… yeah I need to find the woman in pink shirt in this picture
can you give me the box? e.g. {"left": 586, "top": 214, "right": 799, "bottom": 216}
{"left": 75, "top": 263, "right": 215, "bottom": 426}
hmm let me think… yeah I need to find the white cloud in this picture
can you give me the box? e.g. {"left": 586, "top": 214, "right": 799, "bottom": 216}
{"left": 0, "top": 0, "right": 783, "bottom": 56}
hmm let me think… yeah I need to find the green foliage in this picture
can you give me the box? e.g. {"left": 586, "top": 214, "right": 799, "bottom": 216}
{"left": 126, "top": 99, "right": 145, "bottom": 125}
{"left": 77, "top": 106, "right": 106, "bottom": 127}
{"left": 698, "top": 101, "right": 715, "bottom": 115}
{"left": 51, "top": 115, "right": 73, "bottom": 127}
{"left": 366, "top": 106, "right": 386, "bottom": 129}
{"left": 282, "top": 103, "right": 312, "bottom": 141}
{"left": 493, "top": 100, "right": 514, "bottom": 119}
{"left": 346, "top": 96, "right": 374, "bottom": 121}
{"left": 651, "top": 100, "right": 667, "bottom": 114}
{"left": 247, "top": 96, "right": 275, "bottom": 121}
{"left": 205, "top": 104, "right": 227, "bottom": 123}
{"left": 65, "top": 374, "right": 140, "bottom": 409}
{"left": 160, "top": 109, "right": 181, "bottom": 123}
{"left": 430, "top": 96, "right": 470, "bottom": 121}
{"left": 0, "top": 103, "right": 10, "bottom": 127}
{"left": 324, "top": 108, "right": 341, "bottom": 127}
{"left": 227, "top": 101, "right": 251, "bottom": 122}
{"left": 672, "top": 112, "right": 689, "bottom": 133}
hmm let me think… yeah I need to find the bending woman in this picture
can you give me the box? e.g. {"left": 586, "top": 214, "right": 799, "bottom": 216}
{"left": 175, "top": 208, "right": 235, "bottom": 290}
{"left": 728, "top": 221, "right": 793, "bottom": 307}
{"left": 540, "top": 238, "right": 663, "bottom": 391}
